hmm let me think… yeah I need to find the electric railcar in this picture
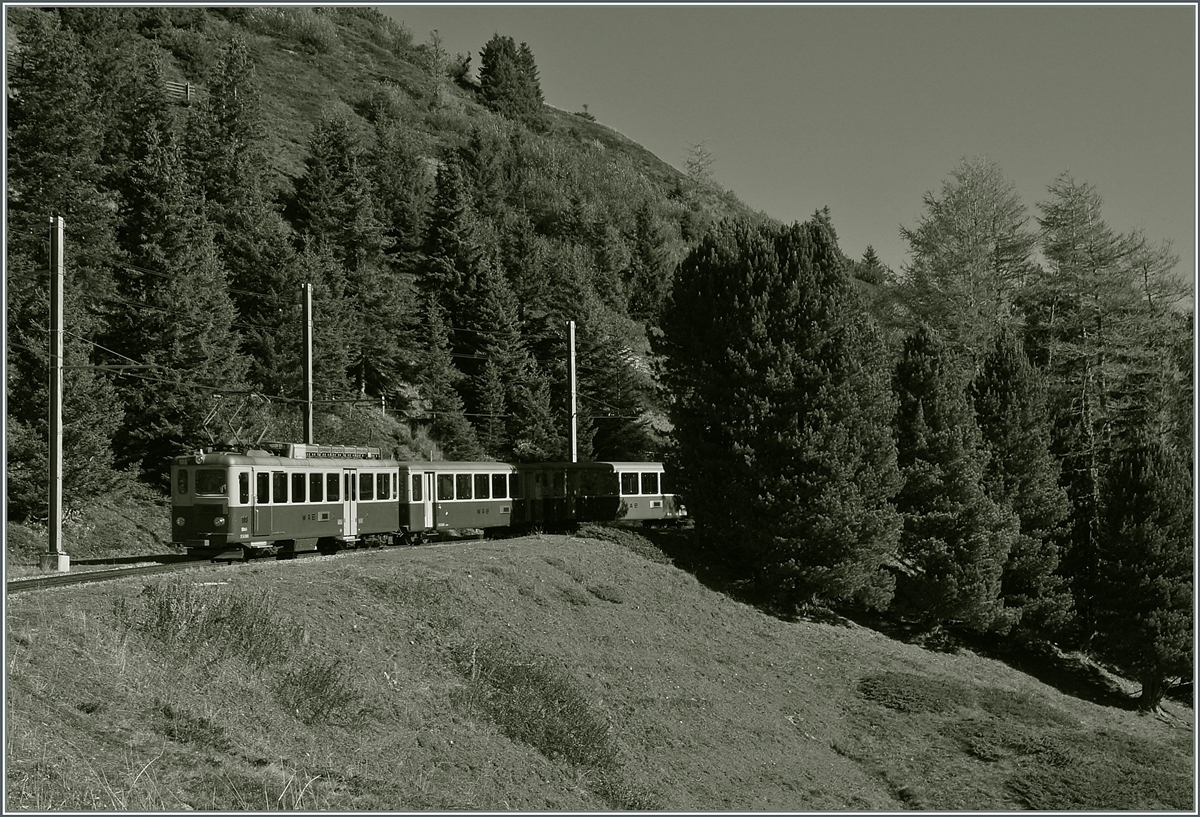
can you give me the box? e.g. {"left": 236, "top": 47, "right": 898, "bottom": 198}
{"left": 170, "top": 442, "right": 686, "bottom": 560}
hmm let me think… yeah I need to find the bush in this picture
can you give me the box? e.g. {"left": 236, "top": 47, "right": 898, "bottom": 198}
{"left": 242, "top": 8, "right": 339, "bottom": 55}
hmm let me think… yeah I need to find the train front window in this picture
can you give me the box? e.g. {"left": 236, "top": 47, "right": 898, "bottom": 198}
{"left": 176, "top": 470, "right": 189, "bottom": 495}
{"left": 195, "top": 469, "right": 226, "bottom": 496}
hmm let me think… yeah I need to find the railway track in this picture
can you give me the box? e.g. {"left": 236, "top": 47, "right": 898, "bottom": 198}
{"left": 6, "top": 557, "right": 226, "bottom": 594}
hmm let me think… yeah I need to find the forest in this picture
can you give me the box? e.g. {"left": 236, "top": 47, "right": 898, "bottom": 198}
{"left": 4, "top": 7, "right": 1192, "bottom": 710}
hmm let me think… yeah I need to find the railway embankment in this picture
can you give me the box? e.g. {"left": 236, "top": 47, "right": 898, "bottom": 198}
{"left": 5, "top": 527, "right": 1193, "bottom": 810}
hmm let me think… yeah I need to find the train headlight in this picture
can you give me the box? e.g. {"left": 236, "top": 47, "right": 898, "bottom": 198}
{"left": 213, "top": 516, "right": 227, "bottom": 528}
{"left": 175, "top": 516, "right": 185, "bottom": 527}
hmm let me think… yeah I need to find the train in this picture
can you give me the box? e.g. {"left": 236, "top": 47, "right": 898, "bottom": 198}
{"left": 170, "top": 441, "right": 687, "bottom": 560}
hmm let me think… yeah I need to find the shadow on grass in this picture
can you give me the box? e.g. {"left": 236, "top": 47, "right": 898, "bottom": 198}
{"left": 633, "top": 526, "right": 1150, "bottom": 714}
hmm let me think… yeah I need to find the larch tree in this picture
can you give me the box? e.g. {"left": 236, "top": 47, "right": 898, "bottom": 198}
{"left": 899, "top": 157, "right": 1038, "bottom": 365}
{"left": 657, "top": 217, "right": 902, "bottom": 612}
{"left": 891, "top": 324, "right": 1017, "bottom": 632}
{"left": 1020, "top": 172, "right": 1186, "bottom": 639}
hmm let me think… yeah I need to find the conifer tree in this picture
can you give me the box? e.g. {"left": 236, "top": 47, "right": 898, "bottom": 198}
{"left": 102, "top": 56, "right": 246, "bottom": 484}
{"left": 1020, "top": 172, "right": 1186, "bottom": 638}
{"left": 293, "top": 111, "right": 405, "bottom": 397}
{"left": 970, "top": 330, "right": 1073, "bottom": 635}
{"left": 184, "top": 35, "right": 296, "bottom": 393}
{"left": 891, "top": 324, "right": 1017, "bottom": 631}
{"left": 658, "top": 217, "right": 902, "bottom": 611}
{"left": 899, "top": 157, "right": 1038, "bottom": 363}
{"left": 1094, "top": 434, "right": 1192, "bottom": 711}
{"left": 478, "top": 34, "right": 544, "bottom": 124}
{"left": 5, "top": 8, "right": 125, "bottom": 516}
{"left": 418, "top": 297, "right": 481, "bottom": 460}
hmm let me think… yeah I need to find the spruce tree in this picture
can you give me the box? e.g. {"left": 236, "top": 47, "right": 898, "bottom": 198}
{"left": 292, "top": 111, "right": 405, "bottom": 397}
{"left": 657, "top": 217, "right": 901, "bottom": 611}
{"left": 5, "top": 9, "right": 125, "bottom": 517}
{"left": 418, "top": 297, "right": 481, "bottom": 460}
{"left": 103, "top": 58, "right": 246, "bottom": 484}
{"left": 970, "top": 330, "right": 1073, "bottom": 635}
{"left": 1094, "top": 434, "right": 1192, "bottom": 711}
{"left": 892, "top": 324, "right": 1017, "bottom": 631}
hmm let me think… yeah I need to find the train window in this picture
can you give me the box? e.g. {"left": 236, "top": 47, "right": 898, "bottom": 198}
{"left": 196, "top": 469, "right": 227, "bottom": 496}
{"left": 272, "top": 472, "right": 288, "bottom": 504}
{"left": 510, "top": 474, "right": 524, "bottom": 499}
{"left": 326, "top": 473, "right": 340, "bottom": 502}
{"left": 257, "top": 472, "right": 270, "bottom": 504}
{"left": 474, "top": 474, "right": 490, "bottom": 499}
{"left": 309, "top": 473, "right": 323, "bottom": 503}
{"left": 411, "top": 474, "right": 423, "bottom": 502}
{"left": 620, "top": 473, "right": 639, "bottom": 495}
{"left": 177, "top": 470, "right": 189, "bottom": 496}
{"left": 641, "top": 472, "right": 659, "bottom": 494}
{"left": 553, "top": 472, "right": 566, "bottom": 497}
{"left": 437, "top": 474, "right": 454, "bottom": 501}
{"left": 661, "top": 471, "right": 674, "bottom": 494}
{"left": 239, "top": 473, "right": 250, "bottom": 505}
{"left": 456, "top": 474, "right": 473, "bottom": 500}
{"left": 359, "top": 473, "right": 373, "bottom": 501}
{"left": 492, "top": 473, "right": 508, "bottom": 499}
{"left": 377, "top": 473, "right": 389, "bottom": 500}
{"left": 292, "top": 473, "right": 306, "bottom": 503}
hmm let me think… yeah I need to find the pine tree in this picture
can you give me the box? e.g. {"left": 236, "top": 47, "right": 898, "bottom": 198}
{"left": 1094, "top": 434, "right": 1192, "bottom": 711}
{"left": 657, "top": 217, "right": 902, "bottom": 611}
{"left": 891, "top": 324, "right": 1017, "bottom": 631}
{"left": 970, "top": 330, "right": 1073, "bottom": 635}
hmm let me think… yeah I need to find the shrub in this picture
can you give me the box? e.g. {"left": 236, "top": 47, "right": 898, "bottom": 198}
{"left": 242, "top": 8, "right": 339, "bottom": 55}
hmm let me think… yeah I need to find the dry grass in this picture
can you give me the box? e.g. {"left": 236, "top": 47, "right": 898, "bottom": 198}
{"left": 5, "top": 530, "right": 1194, "bottom": 810}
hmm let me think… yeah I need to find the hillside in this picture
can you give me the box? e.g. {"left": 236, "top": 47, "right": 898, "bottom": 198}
{"left": 5, "top": 529, "right": 1193, "bottom": 811}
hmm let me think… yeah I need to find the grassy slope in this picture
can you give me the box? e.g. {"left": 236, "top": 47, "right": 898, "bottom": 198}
{"left": 5, "top": 530, "right": 1193, "bottom": 811}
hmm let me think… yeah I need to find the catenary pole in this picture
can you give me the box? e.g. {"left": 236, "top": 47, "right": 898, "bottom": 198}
{"left": 569, "top": 320, "right": 578, "bottom": 463}
{"left": 303, "top": 282, "right": 314, "bottom": 445}
{"left": 42, "top": 216, "right": 69, "bottom": 572}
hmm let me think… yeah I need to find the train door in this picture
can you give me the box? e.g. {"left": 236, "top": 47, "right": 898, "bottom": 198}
{"left": 422, "top": 471, "right": 435, "bottom": 530}
{"left": 343, "top": 468, "right": 359, "bottom": 539}
{"left": 253, "top": 470, "right": 272, "bottom": 535}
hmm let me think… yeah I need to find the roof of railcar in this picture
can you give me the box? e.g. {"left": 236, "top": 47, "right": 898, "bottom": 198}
{"left": 173, "top": 451, "right": 521, "bottom": 470}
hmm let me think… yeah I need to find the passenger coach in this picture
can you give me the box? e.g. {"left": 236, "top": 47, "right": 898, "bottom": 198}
{"left": 171, "top": 443, "right": 686, "bottom": 560}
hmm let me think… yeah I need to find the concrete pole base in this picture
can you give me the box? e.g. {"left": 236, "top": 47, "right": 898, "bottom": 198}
{"left": 39, "top": 553, "right": 70, "bottom": 573}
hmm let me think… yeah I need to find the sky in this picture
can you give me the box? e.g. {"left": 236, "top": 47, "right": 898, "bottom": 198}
{"left": 382, "top": 3, "right": 1196, "bottom": 285}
